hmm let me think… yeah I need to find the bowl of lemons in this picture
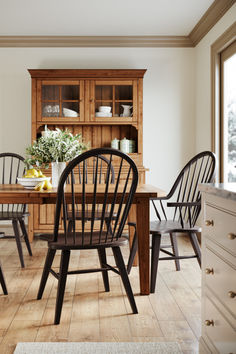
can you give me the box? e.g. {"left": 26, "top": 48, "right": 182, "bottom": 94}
{"left": 17, "top": 168, "right": 52, "bottom": 190}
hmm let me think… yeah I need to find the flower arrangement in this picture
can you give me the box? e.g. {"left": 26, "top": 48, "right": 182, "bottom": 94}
{"left": 25, "top": 128, "right": 89, "bottom": 169}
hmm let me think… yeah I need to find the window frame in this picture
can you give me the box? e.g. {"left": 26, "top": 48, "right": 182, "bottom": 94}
{"left": 211, "top": 22, "right": 236, "bottom": 182}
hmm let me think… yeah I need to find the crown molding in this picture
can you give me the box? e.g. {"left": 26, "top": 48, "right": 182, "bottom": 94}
{"left": 189, "top": 0, "right": 236, "bottom": 46}
{"left": 0, "top": 35, "right": 193, "bottom": 48}
{"left": 0, "top": 0, "right": 234, "bottom": 48}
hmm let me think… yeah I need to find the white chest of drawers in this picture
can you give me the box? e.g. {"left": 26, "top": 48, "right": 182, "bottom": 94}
{"left": 199, "top": 184, "right": 236, "bottom": 354}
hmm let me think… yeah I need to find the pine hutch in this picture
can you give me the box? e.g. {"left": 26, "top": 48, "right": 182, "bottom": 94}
{"left": 28, "top": 69, "right": 147, "bottom": 240}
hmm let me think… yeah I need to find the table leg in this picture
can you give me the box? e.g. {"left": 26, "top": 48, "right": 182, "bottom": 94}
{"left": 28, "top": 205, "right": 34, "bottom": 242}
{"left": 136, "top": 197, "right": 150, "bottom": 295}
{"left": 128, "top": 204, "right": 138, "bottom": 266}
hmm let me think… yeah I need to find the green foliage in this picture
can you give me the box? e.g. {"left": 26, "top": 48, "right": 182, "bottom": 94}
{"left": 25, "top": 128, "right": 89, "bottom": 169}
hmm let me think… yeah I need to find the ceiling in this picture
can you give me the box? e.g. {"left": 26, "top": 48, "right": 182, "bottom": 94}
{"left": 0, "top": 0, "right": 215, "bottom": 36}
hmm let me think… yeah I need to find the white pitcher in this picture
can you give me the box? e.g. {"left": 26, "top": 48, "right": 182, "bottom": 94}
{"left": 121, "top": 105, "right": 132, "bottom": 117}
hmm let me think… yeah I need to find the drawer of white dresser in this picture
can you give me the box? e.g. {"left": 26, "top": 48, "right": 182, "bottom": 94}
{"left": 203, "top": 297, "right": 236, "bottom": 354}
{"left": 204, "top": 203, "right": 236, "bottom": 255}
{"left": 204, "top": 246, "right": 236, "bottom": 318}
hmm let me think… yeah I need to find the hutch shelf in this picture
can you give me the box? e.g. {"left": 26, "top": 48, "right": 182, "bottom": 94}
{"left": 28, "top": 69, "right": 147, "bottom": 239}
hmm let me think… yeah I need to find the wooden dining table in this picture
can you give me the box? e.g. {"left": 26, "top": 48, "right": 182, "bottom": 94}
{"left": 0, "top": 183, "right": 165, "bottom": 295}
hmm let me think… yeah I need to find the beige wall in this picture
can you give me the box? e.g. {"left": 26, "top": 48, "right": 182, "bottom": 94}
{"left": 0, "top": 47, "right": 195, "bottom": 192}
{"left": 0, "top": 4, "right": 235, "bottom": 195}
{"left": 195, "top": 4, "right": 236, "bottom": 157}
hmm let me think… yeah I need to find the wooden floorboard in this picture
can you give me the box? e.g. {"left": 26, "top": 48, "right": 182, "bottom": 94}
{"left": 0, "top": 228, "right": 201, "bottom": 353}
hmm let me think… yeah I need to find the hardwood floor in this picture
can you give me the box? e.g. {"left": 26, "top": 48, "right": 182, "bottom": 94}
{"left": 0, "top": 227, "right": 201, "bottom": 354}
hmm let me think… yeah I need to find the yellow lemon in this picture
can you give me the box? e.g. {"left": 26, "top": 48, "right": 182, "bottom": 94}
{"left": 37, "top": 170, "right": 43, "bottom": 177}
{"left": 26, "top": 168, "right": 39, "bottom": 178}
{"left": 43, "top": 180, "right": 52, "bottom": 190}
{"left": 34, "top": 181, "right": 45, "bottom": 191}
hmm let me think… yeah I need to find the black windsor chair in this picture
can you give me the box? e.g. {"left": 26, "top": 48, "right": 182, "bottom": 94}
{"left": 37, "top": 148, "right": 139, "bottom": 325}
{"left": 0, "top": 153, "right": 32, "bottom": 268}
{"left": 0, "top": 262, "right": 8, "bottom": 295}
{"left": 127, "top": 151, "right": 216, "bottom": 293}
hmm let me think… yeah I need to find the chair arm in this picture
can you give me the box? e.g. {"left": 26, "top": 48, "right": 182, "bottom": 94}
{"left": 150, "top": 196, "right": 170, "bottom": 202}
{"left": 167, "top": 201, "right": 201, "bottom": 208}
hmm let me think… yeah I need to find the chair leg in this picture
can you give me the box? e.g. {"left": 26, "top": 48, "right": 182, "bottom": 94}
{"left": 54, "top": 250, "right": 70, "bottom": 325}
{"left": 150, "top": 234, "right": 161, "bottom": 293}
{"left": 12, "top": 219, "right": 25, "bottom": 268}
{"left": 19, "top": 218, "right": 32, "bottom": 256}
{"left": 189, "top": 232, "right": 201, "bottom": 267}
{"left": 127, "top": 230, "right": 138, "bottom": 274}
{"left": 112, "top": 246, "right": 138, "bottom": 314}
{"left": 97, "top": 248, "right": 110, "bottom": 292}
{"left": 170, "top": 232, "right": 180, "bottom": 271}
{"left": 0, "top": 264, "right": 8, "bottom": 295}
{"left": 37, "top": 248, "right": 56, "bottom": 300}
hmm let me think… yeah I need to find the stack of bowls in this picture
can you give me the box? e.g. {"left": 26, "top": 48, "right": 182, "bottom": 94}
{"left": 95, "top": 106, "right": 112, "bottom": 117}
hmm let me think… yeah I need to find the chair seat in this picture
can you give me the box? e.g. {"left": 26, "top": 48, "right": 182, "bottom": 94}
{"left": 150, "top": 220, "right": 201, "bottom": 234}
{"left": 0, "top": 211, "right": 29, "bottom": 220}
{"left": 40, "top": 232, "right": 128, "bottom": 249}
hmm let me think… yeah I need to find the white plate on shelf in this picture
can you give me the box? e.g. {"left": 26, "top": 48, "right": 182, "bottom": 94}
{"left": 63, "top": 108, "right": 79, "bottom": 117}
{"left": 95, "top": 112, "right": 112, "bottom": 117}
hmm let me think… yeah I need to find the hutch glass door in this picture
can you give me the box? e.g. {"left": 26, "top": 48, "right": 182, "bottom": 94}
{"left": 40, "top": 81, "right": 84, "bottom": 122}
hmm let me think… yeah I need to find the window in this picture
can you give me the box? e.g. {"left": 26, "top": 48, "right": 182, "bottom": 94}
{"left": 211, "top": 23, "right": 236, "bottom": 182}
{"left": 220, "top": 41, "right": 236, "bottom": 182}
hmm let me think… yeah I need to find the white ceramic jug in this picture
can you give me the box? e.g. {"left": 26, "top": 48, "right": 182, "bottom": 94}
{"left": 111, "top": 138, "right": 120, "bottom": 149}
{"left": 121, "top": 105, "right": 132, "bottom": 117}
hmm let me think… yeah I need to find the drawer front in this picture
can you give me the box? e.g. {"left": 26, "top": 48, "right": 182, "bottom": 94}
{"left": 204, "top": 247, "right": 236, "bottom": 318}
{"left": 203, "top": 297, "right": 236, "bottom": 354}
{"left": 204, "top": 204, "right": 236, "bottom": 255}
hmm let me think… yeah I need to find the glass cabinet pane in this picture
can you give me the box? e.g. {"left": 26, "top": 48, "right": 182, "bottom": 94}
{"left": 115, "top": 85, "right": 132, "bottom": 100}
{"left": 42, "top": 85, "right": 59, "bottom": 100}
{"left": 115, "top": 103, "right": 133, "bottom": 117}
{"left": 62, "top": 85, "right": 79, "bottom": 100}
{"left": 95, "top": 85, "right": 112, "bottom": 100}
{"left": 95, "top": 102, "right": 112, "bottom": 117}
{"left": 42, "top": 103, "right": 59, "bottom": 117}
{"left": 62, "top": 103, "right": 79, "bottom": 117}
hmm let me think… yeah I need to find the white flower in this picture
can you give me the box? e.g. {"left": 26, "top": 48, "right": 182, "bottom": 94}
{"left": 25, "top": 128, "right": 89, "bottom": 169}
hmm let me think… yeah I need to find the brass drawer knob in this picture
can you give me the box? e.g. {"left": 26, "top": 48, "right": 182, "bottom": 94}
{"left": 205, "top": 320, "right": 214, "bottom": 326}
{"left": 205, "top": 220, "right": 214, "bottom": 226}
{"left": 205, "top": 268, "right": 214, "bottom": 274}
{"left": 228, "top": 291, "right": 236, "bottom": 298}
{"left": 227, "top": 233, "right": 236, "bottom": 240}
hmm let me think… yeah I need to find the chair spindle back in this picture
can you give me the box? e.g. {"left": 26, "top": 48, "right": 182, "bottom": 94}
{"left": 54, "top": 148, "right": 138, "bottom": 246}
{"left": 0, "top": 153, "right": 26, "bottom": 214}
